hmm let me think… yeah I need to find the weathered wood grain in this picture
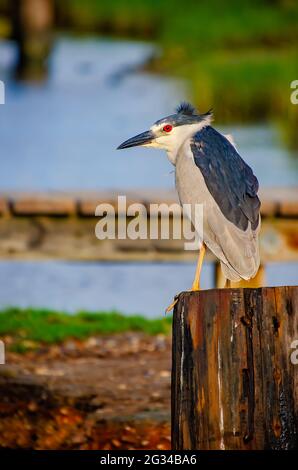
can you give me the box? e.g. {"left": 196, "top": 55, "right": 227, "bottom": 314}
{"left": 171, "top": 287, "right": 298, "bottom": 450}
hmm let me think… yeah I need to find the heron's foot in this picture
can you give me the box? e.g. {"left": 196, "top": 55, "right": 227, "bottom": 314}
{"left": 165, "top": 295, "right": 179, "bottom": 314}
{"left": 191, "top": 281, "right": 200, "bottom": 292}
{"left": 165, "top": 284, "right": 201, "bottom": 314}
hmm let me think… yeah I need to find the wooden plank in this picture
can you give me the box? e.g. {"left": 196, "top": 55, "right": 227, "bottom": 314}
{"left": 171, "top": 287, "right": 298, "bottom": 450}
{"left": 0, "top": 216, "right": 297, "bottom": 262}
{"left": 10, "top": 193, "right": 77, "bottom": 215}
{"left": 0, "top": 188, "right": 297, "bottom": 217}
{"left": 0, "top": 189, "right": 297, "bottom": 262}
{"left": 259, "top": 188, "right": 298, "bottom": 217}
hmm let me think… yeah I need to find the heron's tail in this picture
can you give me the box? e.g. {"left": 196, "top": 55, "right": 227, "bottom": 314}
{"left": 220, "top": 228, "right": 261, "bottom": 282}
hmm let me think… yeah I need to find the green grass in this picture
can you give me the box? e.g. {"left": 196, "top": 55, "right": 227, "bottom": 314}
{"left": 0, "top": 307, "right": 172, "bottom": 351}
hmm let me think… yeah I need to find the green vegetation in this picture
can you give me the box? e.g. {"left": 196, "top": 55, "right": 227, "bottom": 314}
{"left": 0, "top": 0, "right": 297, "bottom": 143}
{"left": 58, "top": 0, "right": 297, "bottom": 48}
{"left": 57, "top": 1, "right": 298, "bottom": 49}
{"left": 0, "top": 307, "right": 172, "bottom": 352}
{"left": 58, "top": 0, "right": 298, "bottom": 148}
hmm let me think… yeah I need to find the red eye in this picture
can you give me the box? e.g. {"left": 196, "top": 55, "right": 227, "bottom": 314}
{"left": 163, "top": 124, "right": 173, "bottom": 133}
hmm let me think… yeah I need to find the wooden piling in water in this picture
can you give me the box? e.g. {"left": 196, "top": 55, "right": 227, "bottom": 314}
{"left": 171, "top": 286, "right": 298, "bottom": 450}
{"left": 12, "top": 0, "right": 54, "bottom": 80}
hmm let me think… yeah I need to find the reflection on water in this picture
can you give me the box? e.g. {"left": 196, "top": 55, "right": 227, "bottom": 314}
{"left": 0, "top": 37, "right": 297, "bottom": 316}
{"left": 0, "top": 37, "right": 297, "bottom": 190}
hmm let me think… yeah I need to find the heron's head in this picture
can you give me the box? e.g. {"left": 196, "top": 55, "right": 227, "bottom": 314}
{"left": 117, "top": 102, "right": 212, "bottom": 162}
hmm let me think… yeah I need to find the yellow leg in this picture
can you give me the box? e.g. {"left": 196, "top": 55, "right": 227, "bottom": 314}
{"left": 191, "top": 243, "right": 206, "bottom": 291}
{"left": 225, "top": 279, "right": 231, "bottom": 288}
{"left": 165, "top": 243, "right": 206, "bottom": 313}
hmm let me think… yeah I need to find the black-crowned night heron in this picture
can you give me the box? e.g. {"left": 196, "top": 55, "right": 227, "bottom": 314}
{"left": 118, "top": 103, "right": 261, "bottom": 311}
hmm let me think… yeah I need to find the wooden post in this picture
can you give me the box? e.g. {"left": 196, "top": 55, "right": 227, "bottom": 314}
{"left": 12, "top": 0, "right": 54, "bottom": 80}
{"left": 214, "top": 261, "right": 266, "bottom": 288}
{"left": 171, "top": 286, "right": 298, "bottom": 450}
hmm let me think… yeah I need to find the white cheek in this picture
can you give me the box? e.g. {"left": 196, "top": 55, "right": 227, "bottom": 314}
{"left": 143, "top": 141, "right": 160, "bottom": 148}
{"left": 153, "top": 136, "right": 170, "bottom": 148}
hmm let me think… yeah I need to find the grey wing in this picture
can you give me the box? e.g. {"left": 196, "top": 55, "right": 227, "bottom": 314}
{"left": 190, "top": 126, "right": 260, "bottom": 231}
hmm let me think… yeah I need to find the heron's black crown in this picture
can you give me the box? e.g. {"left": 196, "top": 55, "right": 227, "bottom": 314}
{"left": 176, "top": 102, "right": 197, "bottom": 116}
{"left": 155, "top": 102, "right": 213, "bottom": 128}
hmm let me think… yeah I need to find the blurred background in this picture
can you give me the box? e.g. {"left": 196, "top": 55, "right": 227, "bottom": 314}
{"left": 0, "top": 0, "right": 297, "bottom": 317}
{"left": 0, "top": 0, "right": 297, "bottom": 451}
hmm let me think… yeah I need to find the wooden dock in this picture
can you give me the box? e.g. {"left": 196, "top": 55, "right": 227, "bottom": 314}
{"left": 0, "top": 188, "right": 297, "bottom": 286}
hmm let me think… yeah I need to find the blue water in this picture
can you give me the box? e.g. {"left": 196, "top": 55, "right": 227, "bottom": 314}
{"left": 0, "top": 261, "right": 296, "bottom": 317}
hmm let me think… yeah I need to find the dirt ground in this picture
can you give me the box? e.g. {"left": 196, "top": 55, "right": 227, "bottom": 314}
{"left": 0, "top": 333, "right": 172, "bottom": 449}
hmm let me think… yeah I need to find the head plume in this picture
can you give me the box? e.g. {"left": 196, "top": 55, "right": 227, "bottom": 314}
{"left": 176, "top": 102, "right": 197, "bottom": 116}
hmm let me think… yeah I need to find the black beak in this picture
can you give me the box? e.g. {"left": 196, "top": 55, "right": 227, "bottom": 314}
{"left": 117, "top": 130, "right": 154, "bottom": 149}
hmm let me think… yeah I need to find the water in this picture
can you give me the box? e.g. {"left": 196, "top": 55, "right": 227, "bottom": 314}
{"left": 0, "top": 261, "right": 296, "bottom": 317}
{"left": 0, "top": 37, "right": 297, "bottom": 316}
{"left": 0, "top": 37, "right": 185, "bottom": 190}
{"left": 0, "top": 37, "right": 297, "bottom": 190}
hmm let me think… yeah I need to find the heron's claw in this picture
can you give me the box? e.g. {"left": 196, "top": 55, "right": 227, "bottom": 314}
{"left": 165, "top": 295, "right": 179, "bottom": 314}
{"left": 165, "top": 286, "right": 201, "bottom": 314}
